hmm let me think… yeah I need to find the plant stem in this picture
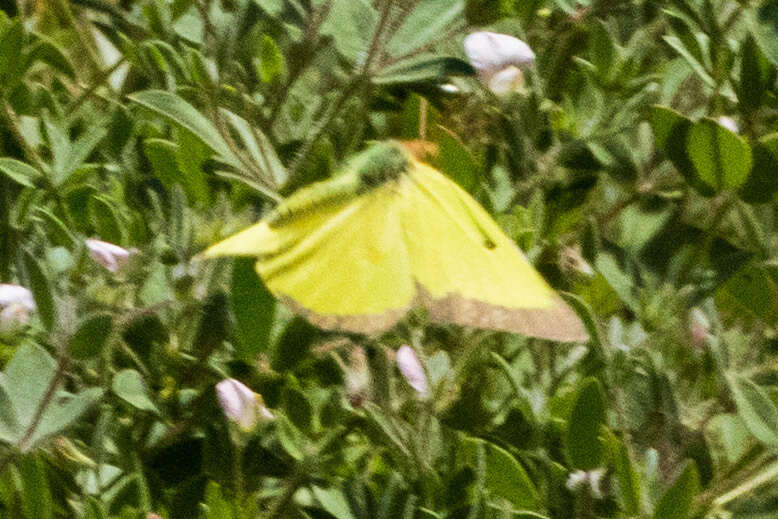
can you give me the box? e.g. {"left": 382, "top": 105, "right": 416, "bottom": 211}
{"left": 267, "top": 469, "right": 305, "bottom": 519}
{"left": 286, "top": 0, "right": 396, "bottom": 186}
{"left": 713, "top": 460, "right": 778, "bottom": 508}
{"left": 234, "top": 443, "right": 245, "bottom": 505}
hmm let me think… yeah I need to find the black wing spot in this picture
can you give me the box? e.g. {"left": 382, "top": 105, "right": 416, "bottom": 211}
{"left": 483, "top": 238, "right": 497, "bottom": 249}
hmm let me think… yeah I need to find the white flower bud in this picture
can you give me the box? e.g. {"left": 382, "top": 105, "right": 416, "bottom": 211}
{"left": 216, "top": 378, "right": 273, "bottom": 432}
{"left": 464, "top": 32, "right": 535, "bottom": 94}
{"left": 0, "top": 284, "right": 35, "bottom": 311}
{"left": 396, "top": 345, "right": 429, "bottom": 398}
{"left": 688, "top": 307, "right": 710, "bottom": 347}
{"left": 345, "top": 346, "right": 370, "bottom": 408}
{"left": 0, "top": 284, "right": 35, "bottom": 333}
{"left": 85, "top": 238, "right": 135, "bottom": 273}
{"left": 566, "top": 468, "right": 606, "bottom": 499}
{"left": 717, "top": 116, "right": 739, "bottom": 134}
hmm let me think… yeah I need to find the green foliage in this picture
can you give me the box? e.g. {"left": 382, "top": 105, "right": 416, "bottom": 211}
{"left": 1, "top": 0, "right": 778, "bottom": 518}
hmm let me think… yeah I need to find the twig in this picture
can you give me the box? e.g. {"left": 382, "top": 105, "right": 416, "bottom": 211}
{"left": 67, "top": 58, "right": 127, "bottom": 115}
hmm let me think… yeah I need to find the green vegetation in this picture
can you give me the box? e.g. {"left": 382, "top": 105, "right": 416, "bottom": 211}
{"left": 1, "top": 0, "right": 778, "bottom": 517}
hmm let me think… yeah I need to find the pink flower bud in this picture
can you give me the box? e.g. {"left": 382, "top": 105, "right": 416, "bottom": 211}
{"left": 396, "top": 345, "right": 429, "bottom": 398}
{"left": 85, "top": 238, "right": 135, "bottom": 273}
{"left": 216, "top": 378, "right": 273, "bottom": 432}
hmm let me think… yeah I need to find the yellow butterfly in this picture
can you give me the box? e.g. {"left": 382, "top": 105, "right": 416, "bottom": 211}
{"left": 204, "top": 141, "right": 587, "bottom": 342}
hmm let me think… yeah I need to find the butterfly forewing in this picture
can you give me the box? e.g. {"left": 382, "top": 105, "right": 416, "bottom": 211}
{"left": 257, "top": 183, "right": 414, "bottom": 333}
{"left": 402, "top": 162, "right": 588, "bottom": 341}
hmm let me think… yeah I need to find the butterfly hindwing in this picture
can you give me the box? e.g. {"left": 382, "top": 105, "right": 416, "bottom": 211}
{"left": 207, "top": 180, "right": 414, "bottom": 334}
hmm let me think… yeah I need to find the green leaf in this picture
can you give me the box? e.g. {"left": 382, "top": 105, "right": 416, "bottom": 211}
{"left": 0, "top": 379, "right": 19, "bottom": 444}
{"left": 740, "top": 133, "right": 778, "bottom": 203}
{"left": 186, "top": 47, "right": 214, "bottom": 89}
{"left": 320, "top": 0, "right": 377, "bottom": 65}
{"left": 705, "top": 414, "right": 752, "bottom": 465}
{"left": 258, "top": 34, "right": 286, "bottom": 83}
{"left": 231, "top": 258, "right": 275, "bottom": 363}
{"left": 191, "top": 292, "right": 230, "bottom": 361}
{"left": 460, "top": 437, "right": 538, "bottom": 509}
{"left": 271, "top": 317, "right": 320, "bottom": 372}
{"left": 21, "top": 249, "right": 57, "bottom": 331}
{"left": 663, "top": 35, "right": 714, "bottom": 87}
{"left": 567, "top": 377, "right": 606, "bottom": 470}
{"left": 89, "top": 196, "right": 124, "bottom": 245}
{"left": 612, "top": 438, "right": 640, "bottom": 514}
{"left": 26, "top": 387, "right": 103, "bottom": 448}
{"left": 201, "top": 481, "right": 234, "bottom": 519}
{"left": 687, "top": 117, "right": 752, "bottom": 191}
{"left": 313, "top": 486, "right": 356, "bottom": 519}
{"left": 595, "top": 252, "right": 638, "bottom": 311}
{"left": 374, "top": 56, "right": 475, "bottom": 85}
{"left": 112, "top": 369, "right": 158, "bottom": 413}
{"left": 69, "top": 313, "right": 113, "bottom": 360}
{"left": 35, "top": 208, "right": 76, "bottom": 248}
{"left": 434, "top": 129, "right": 479, "bottom": 193}
{"left": 25, "top": 38, "right": 75, "bottom": 79}
{"left": 143, "top": 139, "right": 185, "bottom": 191}
{"left": 128, "top": 90, "right": 240, "bottom": 169}
{"left": 220, "top": 109, "right": 287, "bottom": 186}
{"left": 648, "top": 105, "right": 686, "bottom": 152}
{"left": 174, "top": 128, "right": 211, "bottom": 206}
{"left": 0, "top": 20, "right": 24, "bottom": 83}
{"left": 282, "top": 387, "right": 313, "bottom": 433}
{"left": 589, "top": 19, "right": 616, "bottom": 78}
{"left": 749, "top": 2, "right": 778, "bottom": 68}
{"left": 651, "top": 462, "right": 699, "bottom": 519}
{"left": 20, "top": 454, "right": 53, "bottom": 519}
{"left": 275, "top": 414, "right": 306, "bottom": 461}
{"left": 726, "top": 374, "right": 778, "bottom": 446}
{"left": 4, "top": 343, "right": 56, "bottom": 435}
{"left": 648, "top": 105, "right": 714, "bottom": 196}
{"left": 54, "top": 124, "right": 107, "bottom": 186}
{"left": 387, "top": 0, "right": 464, "bottom": 58}
{"left": 0, "top": 158, "right": 40, "bottom": 187}
{"left": 738, "top": 34, "right": 771, "bottom": 114}
{"left": 717, "top": 263, "right": 778, "bottom": 324}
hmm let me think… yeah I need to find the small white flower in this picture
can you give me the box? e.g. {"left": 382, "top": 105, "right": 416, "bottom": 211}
{"left": 717, "top": 116, "right": 739, "bottom": 133}
{"left": 566, "top": 468, "right": 606, "bottom": 499}
{"left": 216, "top": 378, "right": 273, "bottom": 432}
{"left": 396, "top": 345, "right": 429, "bottom": 398}
{"left": 85, "top": 238, "right": 135, "bottom": 273}
{"left": 0, "top": 284, "right": 35, "bottom": 311}
{"left": 0, "top": 284, "right": 35, "bottom": 332}
{"left": 464, "top": 32, "right": 535, "bottom": 94}
{"left": 562, "top": 246, "right": 594, "bottom": 277}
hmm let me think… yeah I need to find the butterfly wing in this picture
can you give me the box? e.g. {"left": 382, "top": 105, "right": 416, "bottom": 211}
{"left": 402, "top": 162, "right": 588, "bottom": 341}
{"left": 205, "top": 183, "right": 414, "bottom": 334}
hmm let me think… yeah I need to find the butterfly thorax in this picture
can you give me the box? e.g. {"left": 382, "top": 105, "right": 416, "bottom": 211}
{"left": 354, "top": 141, "right": 410, "bottom": 192}
{"left": 265, "top": 142, "right": 410, "bottom": 227}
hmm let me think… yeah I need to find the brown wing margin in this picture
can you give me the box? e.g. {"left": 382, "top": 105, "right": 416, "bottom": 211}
{"left": 277, "top": 295, "right": 412, "bottom": 335}
{"left": 418, "top": 286, "right": 589, "bottom": 342}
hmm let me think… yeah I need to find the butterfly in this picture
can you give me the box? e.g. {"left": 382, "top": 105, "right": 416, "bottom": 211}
{"left": 204, "top": 141, "right": 587, "bottom": 342}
